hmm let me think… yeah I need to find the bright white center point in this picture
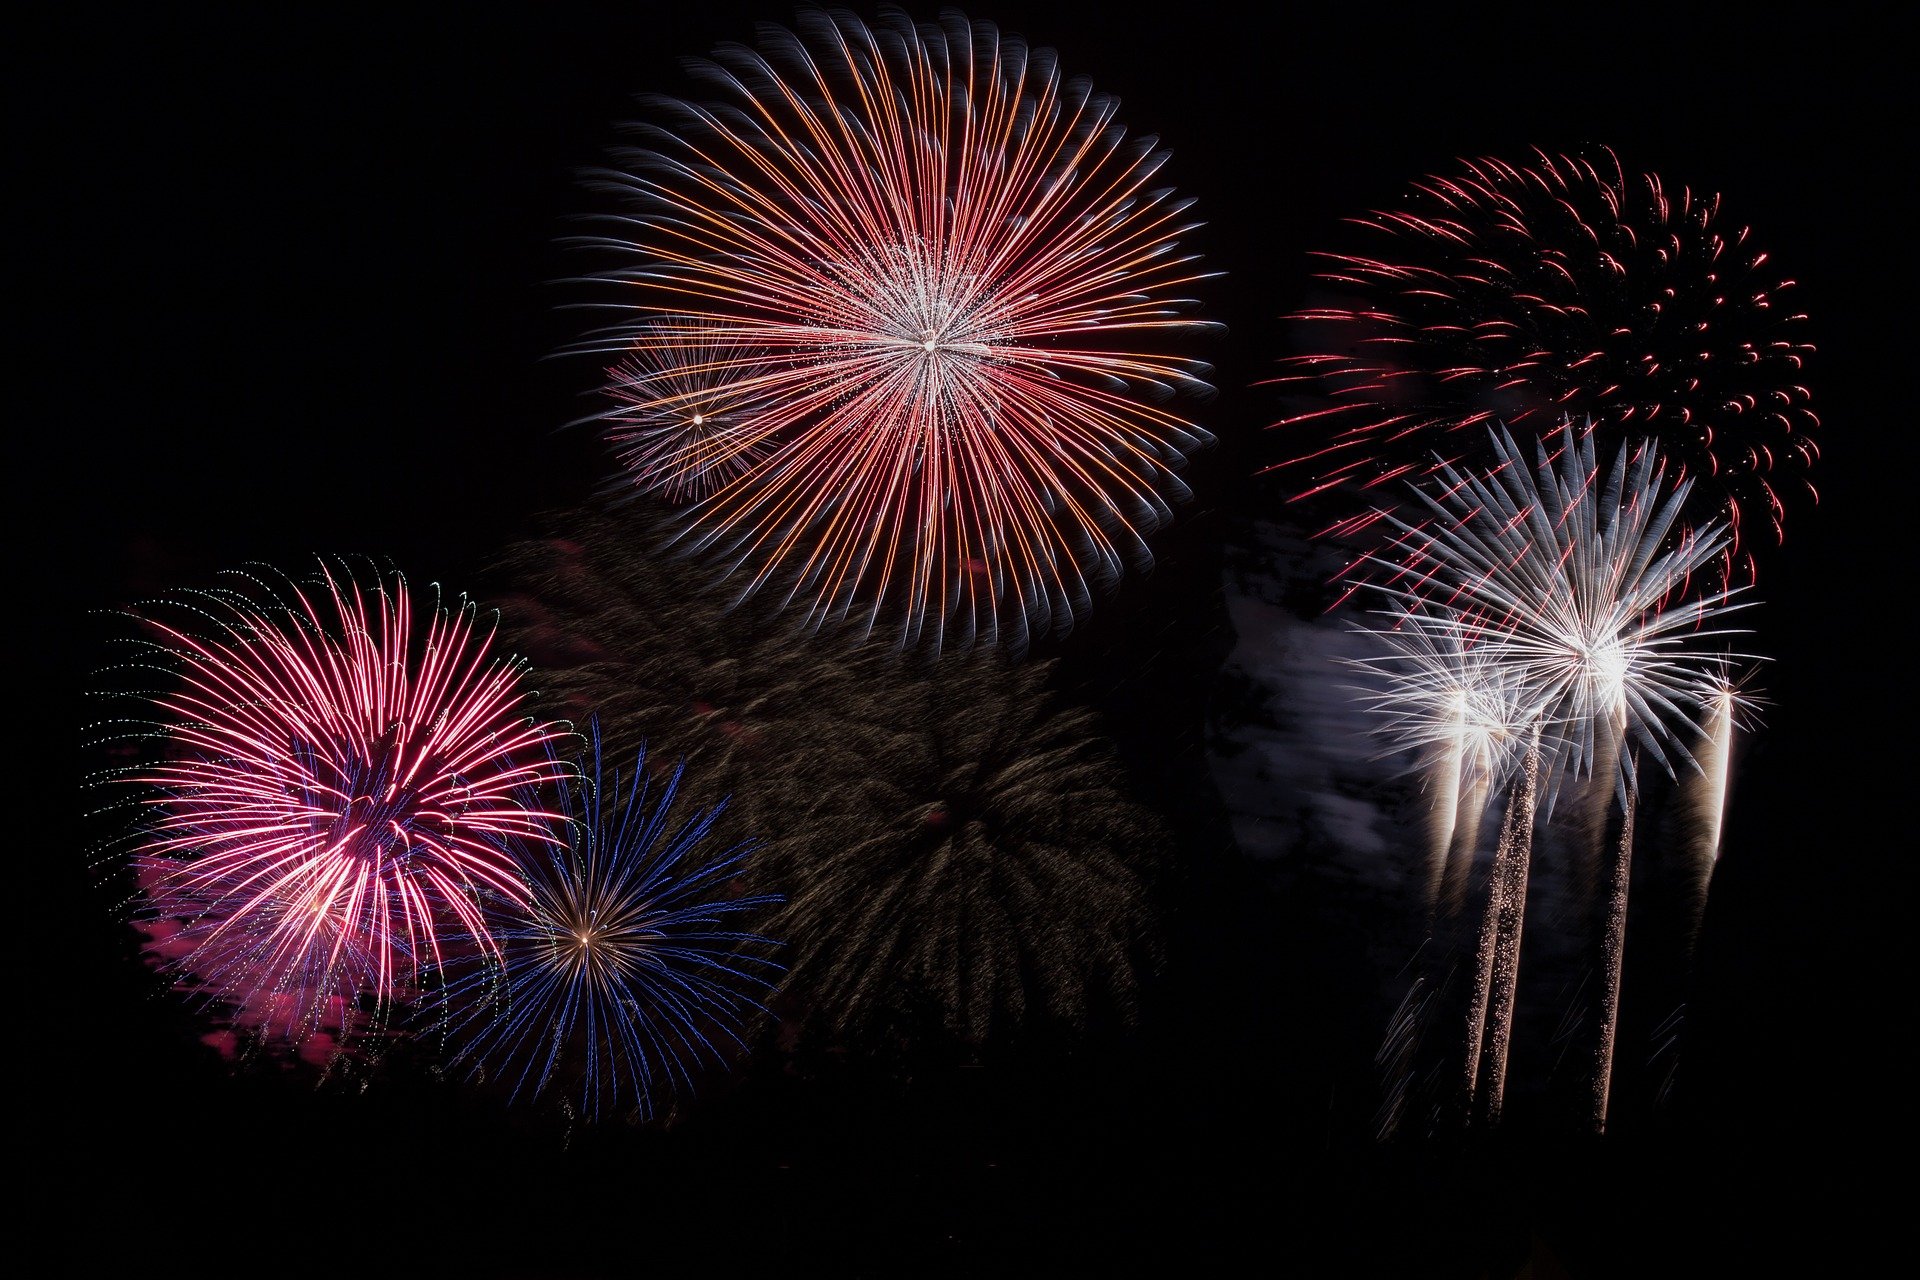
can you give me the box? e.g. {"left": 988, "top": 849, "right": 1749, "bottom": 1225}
{"left": 1583, "top": 638, "right": 1630, "bottom": 706}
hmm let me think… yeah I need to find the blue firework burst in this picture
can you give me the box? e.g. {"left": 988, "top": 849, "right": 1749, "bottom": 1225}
{"left": 452, "top": 726, "right": 783, "bottom": 1121}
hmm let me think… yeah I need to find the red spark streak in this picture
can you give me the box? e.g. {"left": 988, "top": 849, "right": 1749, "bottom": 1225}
{"left": 1275, "top": 147, "right": 1816, "bottom": 587}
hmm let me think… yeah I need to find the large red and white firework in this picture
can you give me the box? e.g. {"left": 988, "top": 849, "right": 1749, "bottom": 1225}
{"left": 127, "top": 564, "right": 569, "bottom": 1045}
{"left": 1277, "top": 148, "right": 1815, "bottom": 586}
{"left": 580, "top": 9, "right": 1217, "bottom": 647}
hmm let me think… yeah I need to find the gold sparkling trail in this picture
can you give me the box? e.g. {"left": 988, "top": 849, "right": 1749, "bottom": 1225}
{"left": 1480, "top": 735, "right": 1541, "bottom": 1124}
{"left": 1593, "top": 783, "right": 1638, "bottom": 1133}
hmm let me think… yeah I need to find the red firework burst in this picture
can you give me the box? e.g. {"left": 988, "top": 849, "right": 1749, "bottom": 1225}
{"left": 579, "top": 9, "right": 1217, "bottom": 648}
{"left": 126, "top": 563, "right": 569, "bottom": 1045}
{"left": 1275, "top": 147, "right": 1816, "bottom": 585}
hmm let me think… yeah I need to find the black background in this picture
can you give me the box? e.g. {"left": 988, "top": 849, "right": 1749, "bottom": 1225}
{"left": 28, "top": 4, "right": 1905, "bottom": 1275}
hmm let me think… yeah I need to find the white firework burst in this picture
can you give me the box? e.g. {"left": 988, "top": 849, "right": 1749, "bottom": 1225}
{"left": 1350, "top": 421, "right": 1763, "bottom": 1130}
{"left": 1374, "top": 422, "right": 1752, "bottom": 799}
{"left": 1349, "top": 607, "right": 1541, "bottom": 794}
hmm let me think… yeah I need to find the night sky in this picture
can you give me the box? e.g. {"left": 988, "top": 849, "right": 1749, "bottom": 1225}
{"left": 32, "top": 5, "right": 1905, "bottom": 1274}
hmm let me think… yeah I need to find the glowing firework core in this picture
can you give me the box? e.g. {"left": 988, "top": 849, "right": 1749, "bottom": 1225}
{"left": 862, "top": 244, "right": 1002, "bottom": 358}
{"left": 1570, "top": 636, "right": 1632, "bottom": 712}
{"left": 447, "top": 733, "right": 782, "bottom": 1121}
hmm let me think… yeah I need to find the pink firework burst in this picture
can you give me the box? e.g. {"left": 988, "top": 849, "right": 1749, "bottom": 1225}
{"left": 126, "top": 563, "right": 570, "bottom": 1046}
{"left": 1276, "top": 147, "right": 1816, "bottom": 587}
{"left": 579, "top": 8, "right": 1218, "bottom": 648}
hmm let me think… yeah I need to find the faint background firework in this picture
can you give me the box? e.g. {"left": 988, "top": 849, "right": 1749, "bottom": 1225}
{"left": 717, "top": 652, "right": 1165, "bottom": 1048}
{"left": 1276, "top": 147, "right": 1816, "bottom": 590}
{"left": 574, "top": 8, "right": 1219, "bottom": 648}
{"left": 96, "top": 562, "right": 569, "bottom": 1053}
{"left": 490, "top": 506, "right": 872, "bottom": 770}
{"left": 446, "top": 725, "right": 782, "bottom": 1124}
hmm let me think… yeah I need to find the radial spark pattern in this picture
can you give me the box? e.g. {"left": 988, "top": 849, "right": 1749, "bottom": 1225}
{"left": 123, "top": 563, "right": 568, "bottom": 1044}
{"left": 582, "top": 8, "right": 1217, "bottom": 647}
{"left": 1349, "top": 608, "right": 1538, "bottom": 795}
{"left": 451, "top": 729, "right": 782, "bottom": 1122}
{"left": 1280, "top": 148, "right": 1815, "bottom": 582}
{"left": 600, "top": 320, "right": 776, "bottom": 504}
{"left": 722, "top": 656, "right": 1165, "bottom": 1045}
{"left": 1374, "top": 424, "right": 1751, "bottom": 795}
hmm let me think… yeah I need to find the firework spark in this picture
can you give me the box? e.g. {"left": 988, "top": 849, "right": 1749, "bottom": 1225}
{"left": 119, "top": 563, "right": 568, "bottom": 1046}
{"left": 1378, "top": 423, "right": 1748, "bottom": 801}
{"left": 1690, "top": 684, "right": 1738, "bottom": 869}
{"left": 1279, "top": 147, "right": 1815, "bottom": 586}
{"left": 723, "top": 655, "right": 1164, "bottom": 1045}
{"left": 598, "top": 320, "right": 776, "bottom": 504}
{"left": 1475, "top": 731, "right": 1540, "bottom": 1123}
{"left": 1348, "top": 610, "right": 1535, "bottom": 915}
{"left": 580, "top": 8, "right": 1218, "bottom": 648}
{"left": 449, "top": 728, "right": 782, "bottom": 1123}
{"left": 1681, "top": 680, "right": 1751, "bottom": 929}
{"left": 1592, "top": 779, "right": 1636, "bottom": 1132}
{"left": 1358, "top": 423, "right": 1754, "bottom": 1125}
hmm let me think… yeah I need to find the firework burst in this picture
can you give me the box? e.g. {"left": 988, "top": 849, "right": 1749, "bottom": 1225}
{"left": 598, "top": 319, "right": 776, "bottom": 504}
{"left": 723, "top": 655, "right": 1164, "bottom": 1045}
{"left": 1378, "top": 423, "right": 1750, "bottom": 800}
{"left": 1279, "top": 147, "right": 1815, "bottom": 585}
{"left": 448, "top": 727, "right": 782, "bottom": 1123}
{"left": 1356, "top": 424, "right": 1756, "bottom": 1126}
{"left": 579, "top": 8, "right": 1218, "bottom": 648}
{"left": 1348, "top": 609, "right": 1537, "bottom": 914}
{"left": 116, "top": 563, "right": 569, "bottom": 1046}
